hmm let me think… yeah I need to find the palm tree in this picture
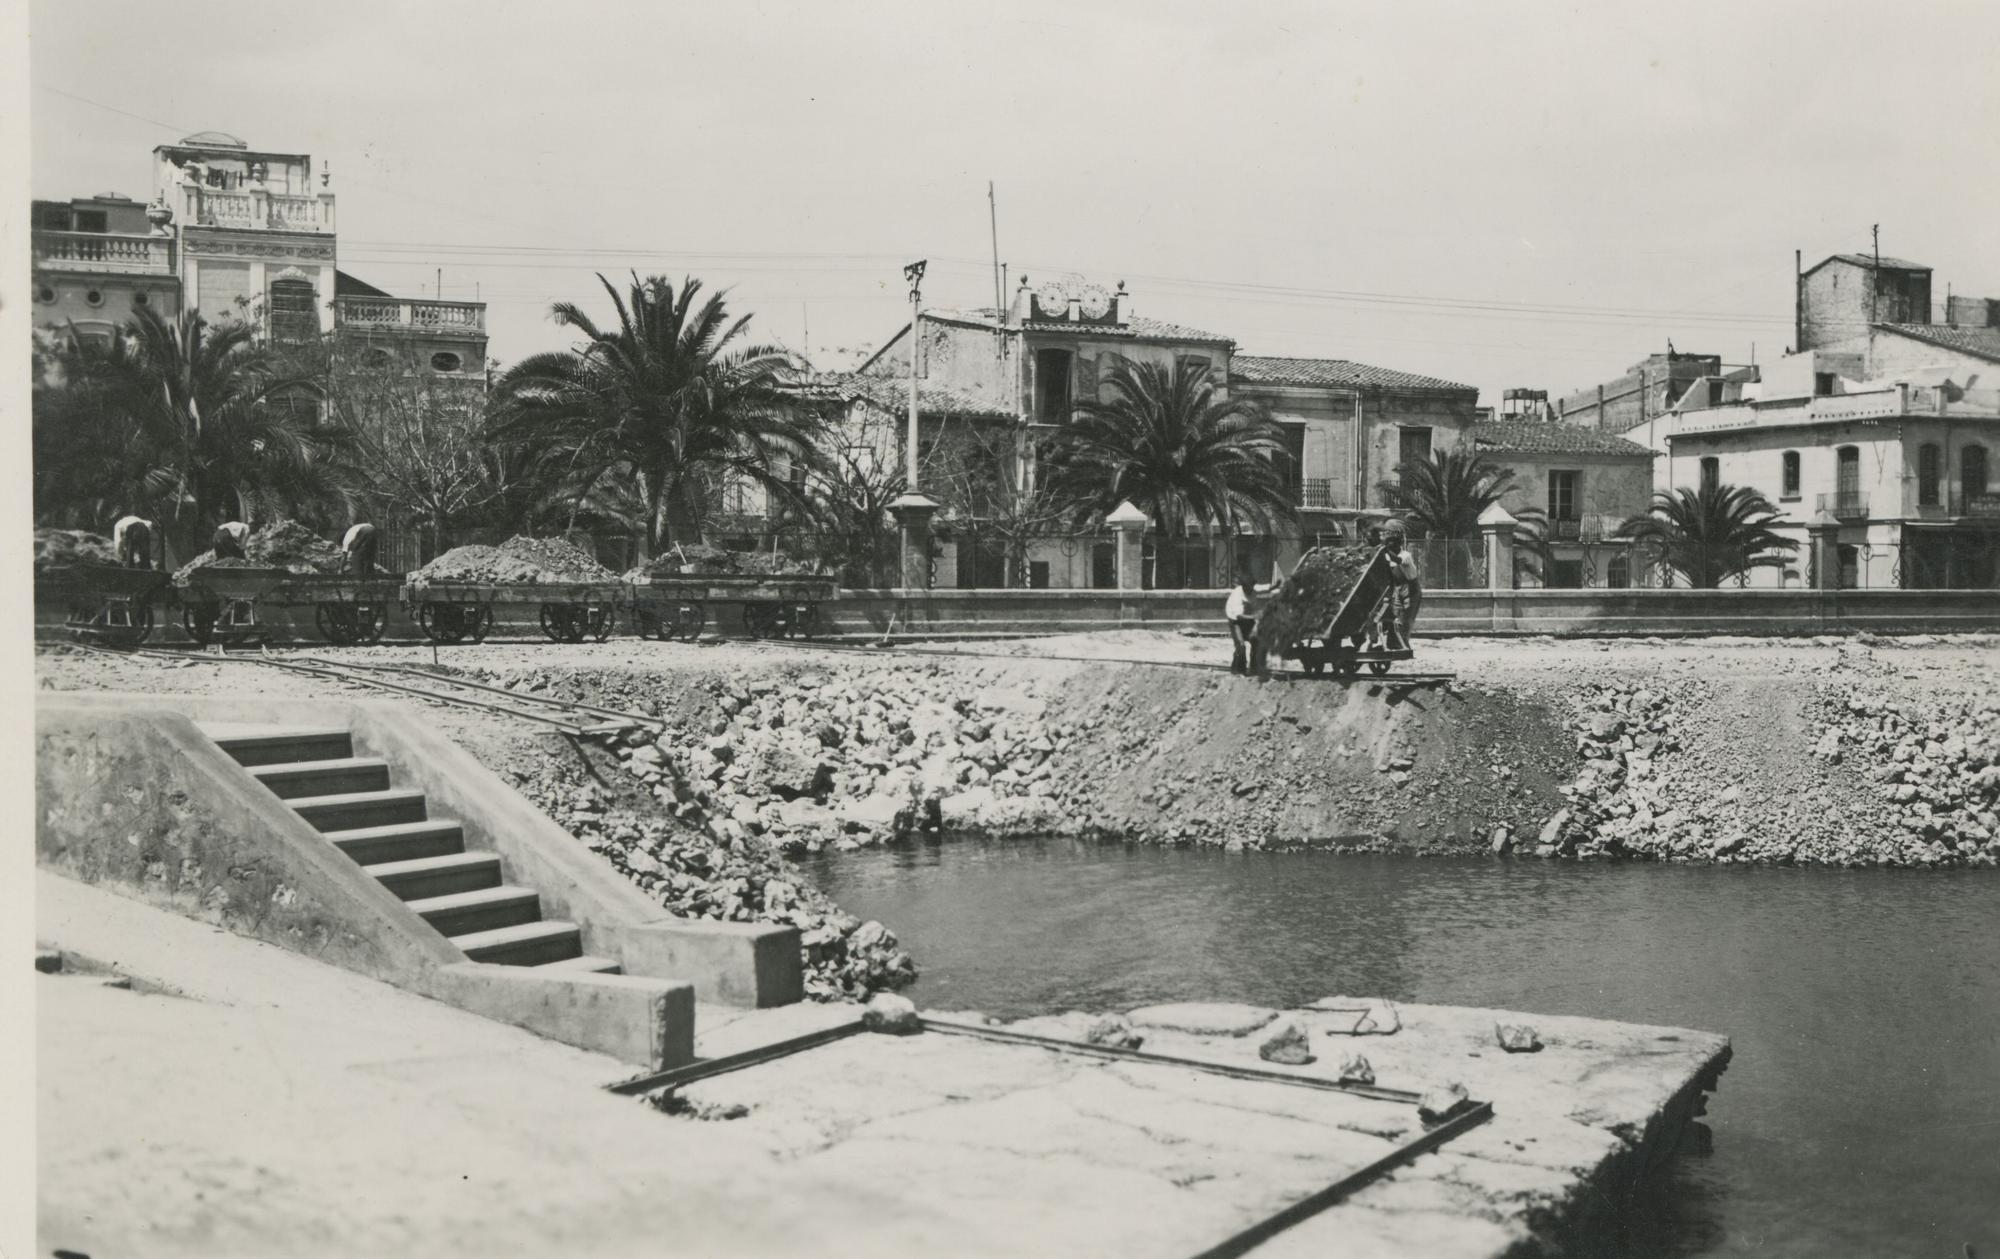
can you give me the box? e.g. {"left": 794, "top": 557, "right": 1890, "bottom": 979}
{"left": 1615, "top": 484, "right": 1798, "bottom": 588}
{"left": 486, "top": 274, "right": 816, "bottom": 555}
{"left": 1041, "top": 355, "right": 1294, "bottom": 588}
{"left": 38, "top": 309, "right": 349, "bottom": 538}
{"left": 1376, "top": 447, "right": 1551, "bottom": 587}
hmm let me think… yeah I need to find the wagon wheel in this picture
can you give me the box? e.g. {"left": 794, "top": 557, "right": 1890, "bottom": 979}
{"left": 359, "top": 601, "right": 390, "bottom": 646}
{"left": 315, "top": 602, "right": 354, "bottom": 646}
{"left": 671, "top": 600, "right": 706, "bottom": 642}
{"left": 181, "top": 599, "right": 218, "bottom": 647}
{"left": 96, "top": 601, "right": 156, "bottom": 651}
{"left": 418, "top": 600, "right": 469, "bottom": 645}
{"left": 587, "top": 600, "right": 616, "bottom": 643}
{"left": 538, "top": 603, "right": 568, "bottom": 642}
{"left": 468, "top": 602, "right": 493, "bottom": 644}
{"left": 742, "top": 601, "right": 779, "bottom": 640}
{"left": 788, "top": 602, "right": 821, "bottom": 641}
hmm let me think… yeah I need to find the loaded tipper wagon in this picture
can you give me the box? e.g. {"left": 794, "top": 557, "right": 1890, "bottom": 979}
{"left": 1257, "top": 543, "right": 1419, "bottom": 678}
{"left": 627, "top": 573, "right": 837, "bottom": 641}
{"left": 403, "top": 537, "right": 624, "bottom": 644}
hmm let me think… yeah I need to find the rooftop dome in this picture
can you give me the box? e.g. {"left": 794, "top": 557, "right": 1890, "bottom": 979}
{"left": 178, "top": 130, "right": 247, "bottom": 150}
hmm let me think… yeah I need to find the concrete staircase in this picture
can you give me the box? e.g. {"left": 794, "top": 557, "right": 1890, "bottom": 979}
{"left": 206, "top": 723, "right": 620, "bottom": 974}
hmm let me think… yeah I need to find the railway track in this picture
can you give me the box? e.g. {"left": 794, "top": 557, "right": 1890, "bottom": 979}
{"left": 746, "top": 636, "right": 1462, "bottom": 684}
{"left": 74, "top": 643, "right": 659, "bottom": 738}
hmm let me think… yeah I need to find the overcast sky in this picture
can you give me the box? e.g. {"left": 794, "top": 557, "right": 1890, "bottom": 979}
{"left": 29, "top": 0, "right": 2000, "bottom": 403}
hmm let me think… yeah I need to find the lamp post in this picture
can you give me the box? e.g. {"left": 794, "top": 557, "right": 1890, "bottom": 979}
{"left": 889, "top": 260, "right": 940, "bottom": 590}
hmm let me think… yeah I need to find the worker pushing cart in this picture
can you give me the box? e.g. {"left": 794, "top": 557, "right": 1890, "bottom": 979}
{"left": 211, "top": 520, "right": 250, "bottom": 560}
{"left": 1371, "top": 519, "right": 1423, "bottom": 652}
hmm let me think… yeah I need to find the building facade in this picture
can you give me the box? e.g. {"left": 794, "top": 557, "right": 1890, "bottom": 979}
{"left": 1471, "top": 421, "right": 1655, "bottom": 588}
{"left": 32, "top": 130, "right": 486, "bottom": 386}
{"left": 849, "top": 273, "right": 1481, "bottom": 587}
{"left": 1558, "top": 347, "right": 1726, "bottom": 433}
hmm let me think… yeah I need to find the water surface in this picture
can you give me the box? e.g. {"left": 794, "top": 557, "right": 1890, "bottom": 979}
{"left": 809, "top": 840, "right": 2000, "bottom": 1257}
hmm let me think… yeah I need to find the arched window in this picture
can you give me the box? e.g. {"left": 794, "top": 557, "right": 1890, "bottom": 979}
{"left": 1965, "top": 444, "right": 1990, "bottom": 509}
{"left": 269, "top": 278, "right": 317, "bottom": 343}
{"left": 1699, "top": 456, "right": 1719, "bottom": 493}
{"left": 1781, "top": 450, "right": 1801, "bottom": 499}
{"left": 1918, "top": 443, "right": 1941, "bottom": 507}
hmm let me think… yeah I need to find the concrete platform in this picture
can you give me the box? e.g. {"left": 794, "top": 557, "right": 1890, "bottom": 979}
{"left": 36, "top": 873, "right": 1727, "bottom": 1257}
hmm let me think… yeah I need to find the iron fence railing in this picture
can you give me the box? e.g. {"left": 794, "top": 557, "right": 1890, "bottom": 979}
{"left": 1816, "top": 491, "right": 1870, "bottom": 520}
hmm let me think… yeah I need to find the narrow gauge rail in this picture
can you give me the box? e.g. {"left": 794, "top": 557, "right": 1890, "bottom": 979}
{"left": 745, "top": 636, "right": 1460, "bottom": 684}
{"left": 76, "top": 644, "right": 658, "bottom": 738}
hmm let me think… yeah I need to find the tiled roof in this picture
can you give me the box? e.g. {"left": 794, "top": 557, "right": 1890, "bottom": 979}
{"left": 1874, "top": 322, "right": 2000, "bottom": 365}
{"left": 1807, "top": 253, "right": 1931, "bottom": 274}
{"left": 923, "top": 308, "right": 1233, "bottom": 344}
{"left": 808, "top": 371, "right": 1012, "bottom": 418}
{"left": 1230, "top": 354, "right": 1476, "bottom": 396}
{"left": 1472, "top": 420, "right": 1654, "bottom": 457}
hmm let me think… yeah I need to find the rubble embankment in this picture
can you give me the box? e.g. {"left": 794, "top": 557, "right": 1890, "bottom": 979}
{"left": 468, "top": 637, "right": 2000, "bottom": 874}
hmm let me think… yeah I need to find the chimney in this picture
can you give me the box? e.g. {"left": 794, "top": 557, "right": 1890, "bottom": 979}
{"left": 1112, "top": 280, "right": 1131, "bottom": 325}
{"left": 1011, "top": 274, "right": 1033, "bottom": 325}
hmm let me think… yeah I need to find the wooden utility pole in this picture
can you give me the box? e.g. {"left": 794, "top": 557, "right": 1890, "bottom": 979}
{"left": 1870, "top": 224, "right": 1880, "bottom": 325}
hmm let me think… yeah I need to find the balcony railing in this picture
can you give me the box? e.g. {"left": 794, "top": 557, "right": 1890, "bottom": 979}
{"left": 1299, "top": 478, "right": 1338, "bottom": 510}
{"left": 179, "top": 185, "right": 336, "bottom": 233}
{"left": 33, "top": 230, "right": 174, "bottom": 274}
{"left": 335, "top": 295, "right": 486, "bottom": 333}
{"left": 1817, "top": 491, "right": 1870, "bottom": 520}
{"left": 1550, "top": 516, "right": 1582, "bottom": 541}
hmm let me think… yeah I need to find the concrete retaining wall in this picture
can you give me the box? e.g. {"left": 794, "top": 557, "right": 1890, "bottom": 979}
{"left": 33, "top": 693, "right": 815, "bottom": 1063}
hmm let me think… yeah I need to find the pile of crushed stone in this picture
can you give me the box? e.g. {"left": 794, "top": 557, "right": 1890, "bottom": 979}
{"left": 1255, "top": 545, "right": 1379, "bottom": 652}
{"left": 34, "top": 529, "right": 118, "bottom": 572}
{"left": 629, "top": 544, "right": 817, "bottom": 580}
{"left": 173, "top": 519, "right": 346, "bottom": 583}
{"left": 412, "top": 536, "right": 617, "bottom": 584}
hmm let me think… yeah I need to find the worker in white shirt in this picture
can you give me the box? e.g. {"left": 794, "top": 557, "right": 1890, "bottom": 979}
{"left": 112, "top": 515, "right": 155, "bottom": 569}
{"left": 342, "top": 522, "right": 379, "bottom": 576}
{"left": 211, "top": 520, "right": 250, "bottom": 560}
{"left": 1224, "top": 576, "right": 1260, "bottom": 674}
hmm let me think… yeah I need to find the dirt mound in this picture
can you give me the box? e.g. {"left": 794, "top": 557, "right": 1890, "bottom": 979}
{"left": 172, "top": 520, "right": 345, "bottom": 583}
{"left": 631, "top": 544, "right": 817, "bottom": 580}
{"left": 34, "top": 529, "right": 118, "bottom": 572}
{"left": 413, "top": 536, "right": 616, "bottom": 584}
{"left": 1256, "top": 546, "right": 1378, "bottom": 652}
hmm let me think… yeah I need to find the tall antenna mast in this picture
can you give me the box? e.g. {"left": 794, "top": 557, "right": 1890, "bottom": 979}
{"left": 989, "top": 181, "right": 1005, "bottom": 355}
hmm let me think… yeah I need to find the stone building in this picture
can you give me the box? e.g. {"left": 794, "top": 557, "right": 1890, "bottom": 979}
{"left": 29, "top": 192, "right": 180, "bottom": 339}
{"left": 848, "top": 273, "right": 1481, "bottom": 587}
{"left": 1470, "top": 421, "right": 1655, "bottom": 588}
{"left": 1797, "top": 254, "right": 1934, "bottom": 352}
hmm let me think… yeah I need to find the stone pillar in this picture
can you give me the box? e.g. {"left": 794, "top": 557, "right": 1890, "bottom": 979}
{"left": 1478, "top": 503, "right": 1518, "bottom": 590}
{"left": 1808, "top": 518, "right": 1840, "bottom": 590}
{"left": 1106, "top": 500, "right": 1149, "bottom": 591}
{"left": 888, "top": 492, "right": 940, "bottom": 591}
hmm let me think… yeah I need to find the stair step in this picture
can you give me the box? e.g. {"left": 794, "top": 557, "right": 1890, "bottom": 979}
{"left": 364, "top": 851, "right": 500, "bottom": 900}
{"left": 452, "top": 920, "right": 583, "bottom": 967}
{"left": 251, "top": 757, "right": 391, "bottom": 800}
{"left": 205, "top": 726, "right": 354, "bottom": 767}
{"left": 325, "top": 820, "right": 464, "bottom": 865}
{"left": 291, "top": 789, "right": 428, "bottom": 833}
{"left": 536, "top": 955, "right": 622, "bottom": 975}
{"left": 406, "top": 886, "right": 542, "bottom": 936}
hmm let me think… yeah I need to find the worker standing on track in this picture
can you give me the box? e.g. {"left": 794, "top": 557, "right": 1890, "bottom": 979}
{"left": 1376, "top": 519, "right": 1422, "bottom": 651}
{"left": 1225, "top": 576, "right": 1260, "bottom": 674}
{"left": 112, "top": 515, "right": 155, "bottom": 569}
{"left": 211, "top": 520, "right": 250, "bottom": 560}
{"left": 342, "top": 522, "right": 379, "bottom": 577}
